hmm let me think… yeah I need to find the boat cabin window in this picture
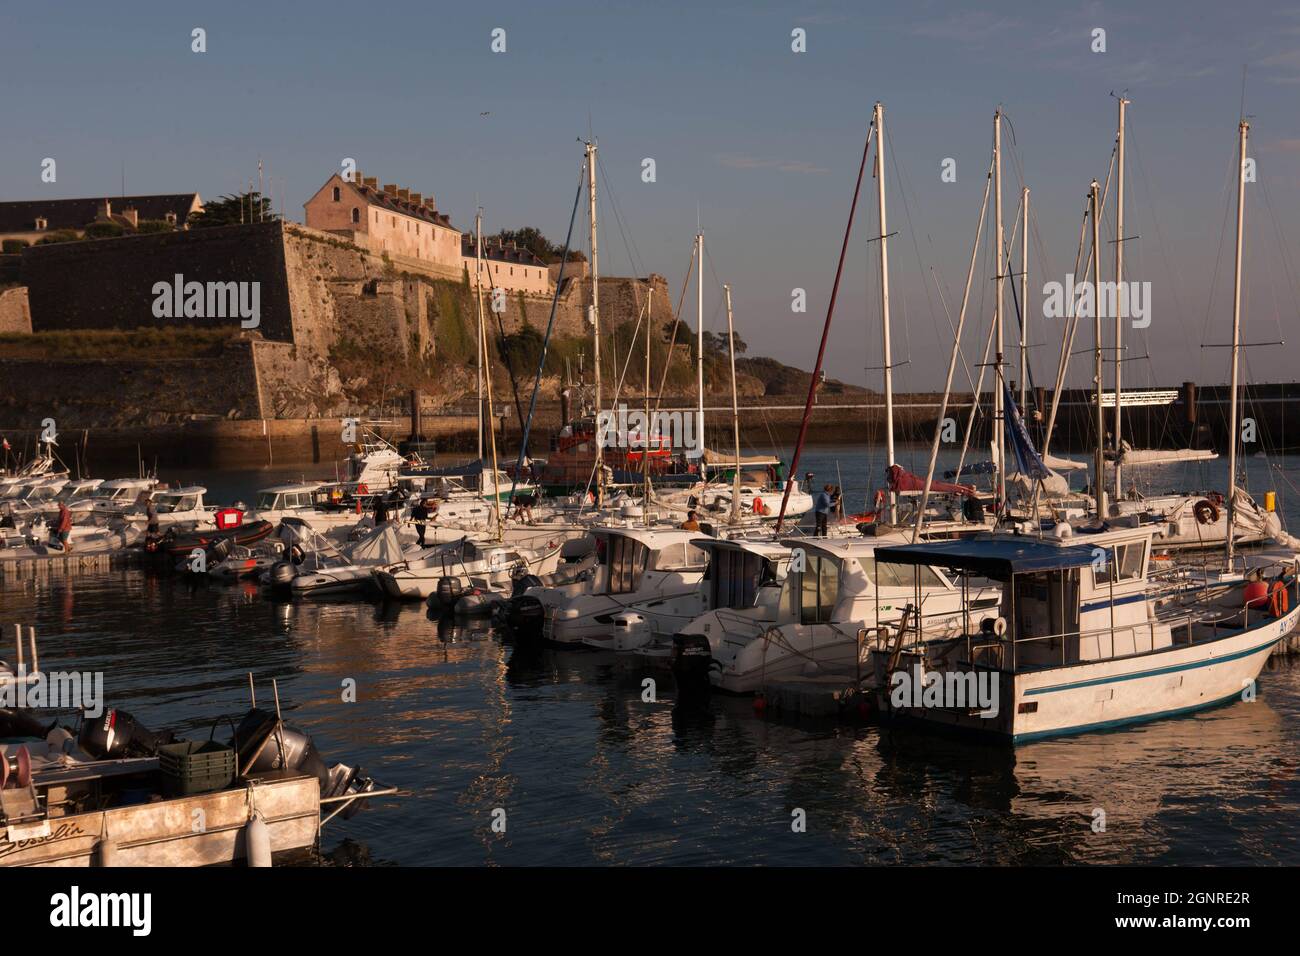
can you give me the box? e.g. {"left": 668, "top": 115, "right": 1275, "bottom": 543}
{"left": 709, "top": 549, "right": 772, "bottom": 609}
{"left": 1093, "top": 541, "right": 1146, "bottom": 585}
{"left": 256, "top": 492, "right": 281, "bottom": 510}
{"left": 798, "top": 554, "right": 840, "bottom": 624}
{"left": 604, "top": 536, "right": 649, "bottom": 594}
{"left": 656, "top": 542, "right": 707, "bottom": 572}
{"left": 156, "top": 494, "right": 198, "bottom": 513}
{"left": 857, "top": 556, "right": 944, "bottom": 590}
{"left": 68, "top": 485, "right": 98, "bottom": 499}
{"left": 1013, "top": 569, "right": 1081, "bottom": 666}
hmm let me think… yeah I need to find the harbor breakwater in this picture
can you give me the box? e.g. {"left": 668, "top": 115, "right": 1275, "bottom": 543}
{"left": 0, "top": 382, "right": 1295, "bottom": 472}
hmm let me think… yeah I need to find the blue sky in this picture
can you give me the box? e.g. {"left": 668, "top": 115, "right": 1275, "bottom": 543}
{"left": 3, "top": 1, "right": 1298, "bottom": 390}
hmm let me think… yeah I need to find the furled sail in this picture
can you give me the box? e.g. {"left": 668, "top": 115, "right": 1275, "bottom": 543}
{"left": 886, "top": 463, "right": 975, "bottom": 496}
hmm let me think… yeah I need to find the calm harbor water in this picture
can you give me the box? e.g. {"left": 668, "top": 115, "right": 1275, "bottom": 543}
{"left": 8, "top": 445, "right": 1299, "bottom": 866}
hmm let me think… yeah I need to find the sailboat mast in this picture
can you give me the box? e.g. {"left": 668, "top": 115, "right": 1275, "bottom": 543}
{"left": 1090, "top": 180, "right": 1107, "bottom": 519}
{"left": 474, "top": 208, "right": 485, "bottom": 465}
{"left": 643, "top": 285, "right": 653, "bottom": 525}
{"left": 1019, "top": 186, "right": 1029, "bottom": 415}
{"left": 874, "top": 102, "right": 897, "bottom": 524}
{"left": 993, "top": 109, "right": 1007, "bottom": 515}
{"left": 1225, "top": 118, "right": 1249, "bottom": 570}
{"left": 724, "top": 284, "right": 741, "bottom": 525}
{"left": 696, "top": 231, "right": 705, "bottom": 470}
{"left": 586, "top": 141, "right": 603, "bottom": 499}
{"left": 1113, "top": 95, "right": 1129, "bottom": 501}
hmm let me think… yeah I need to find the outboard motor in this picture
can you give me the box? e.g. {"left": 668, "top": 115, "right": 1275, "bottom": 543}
{"left": 512, "top": 573, "right": 543, "bottom": 598}
{"left": 231, "top": 709, "right": 376, "bottom": 817}
{"left": 230, "top": 708, "right": 329, "bottom": 788}
{"left": 671, "top": 633, "right": 715, "bottom": 695}
{"left": 435, "top": 576, "right": 464, "bottom": 608}
{"left": 505, "top": 595, "right": 545, "bottom": 638}
{"left": 78, "top": 708, "right": 173, "bottom": 759}
{"left": 269, "top": 561, "right": 297, "bottom": 588}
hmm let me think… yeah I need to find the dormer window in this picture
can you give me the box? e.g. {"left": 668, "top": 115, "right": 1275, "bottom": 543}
{"left": 34, "top": 217, "right": 47, "bottom": 231}
{"left": 165, "top": 211, "right": 177, "bottom": 225}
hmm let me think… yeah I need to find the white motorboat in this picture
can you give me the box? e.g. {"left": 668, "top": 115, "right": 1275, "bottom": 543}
{"left": 372, "top": 534, "right": 563, "bottom": 602}
{"left": 245, "top": 483, "right": 365, "bottom": 535}
{"left": 869, "top": 525, "right": 1299, "bottom": 742}
{"left": 268, "top": 521, "right": 424, "bottom": 596}
{"left": 88, "top": 478, "right": 160, "bottom": 518}
{"left": 521, "top": 525, "right": 711, "bottom": 647}
{"left": 679, "top": 533, "right": 1000, "bottom": 694}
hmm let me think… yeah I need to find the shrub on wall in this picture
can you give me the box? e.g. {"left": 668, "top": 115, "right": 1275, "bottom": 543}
{"left": 84, "top": 222, "right": 126, "bottom": 239}
{"left": 2, "top": 239, "right": 29, "bottom": 254}
{"left": 135, "top": 219, "right": 175, "bottom": 234}
{"left": 35, "top": 229, "right": 81, "bottom": 245}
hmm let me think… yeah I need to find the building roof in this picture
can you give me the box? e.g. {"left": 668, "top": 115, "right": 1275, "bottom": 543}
{"left": 462, "top": 235, "right": 546, "bottom": 266}
{"left": 347, "top": 180, "right": 456, "bottom": 231}
{"left": 0, "top": 194, "right": 200, "bottom": 232}
{"left": 873, "top": 536, "right": 1101, "bottom": 578}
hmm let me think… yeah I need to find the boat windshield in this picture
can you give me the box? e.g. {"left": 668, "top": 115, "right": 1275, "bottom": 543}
{"left": 857, "top": 556, "right": 945, "bottom": 590}
{"left": 256, "top": 492, "right": 281, "bottom": 510}
{"left": 156, "top": 494, "right": 198, "bottom": 513}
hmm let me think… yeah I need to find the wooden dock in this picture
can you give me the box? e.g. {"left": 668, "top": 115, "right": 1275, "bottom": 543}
{"left": 0, "top": 549, "right": 142, "bottom": 578}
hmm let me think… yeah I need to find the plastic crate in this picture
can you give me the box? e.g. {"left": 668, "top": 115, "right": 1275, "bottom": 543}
{"left": 158, "top": 739, "right": 236, "bottom": 797}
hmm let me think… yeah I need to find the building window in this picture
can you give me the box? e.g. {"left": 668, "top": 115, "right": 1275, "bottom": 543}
{"left": 351, "top": 207, "right": 360, "bottom": 224}
{"left": 375, "top": 211, "right": 379, "bottom": 223}
{"left": 332, "top": 186, "right": 341, "bottom": 202}
{"left": 34, "top": 217, "right": 47, "bottom": 231}
{"left": 415, "top": 224, "right": 419, "bottom": 235}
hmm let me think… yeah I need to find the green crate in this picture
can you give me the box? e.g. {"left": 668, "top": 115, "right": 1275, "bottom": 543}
{"left": 158, "top": 739, "right": 236, "bottom": 797}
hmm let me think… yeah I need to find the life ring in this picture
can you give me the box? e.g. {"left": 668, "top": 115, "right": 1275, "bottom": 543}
{"left": 1268, "top": 579, "right": 1289, "bottom": 619}
{"left": 1193, "top": 499, "right": 1219, "bottom": 525}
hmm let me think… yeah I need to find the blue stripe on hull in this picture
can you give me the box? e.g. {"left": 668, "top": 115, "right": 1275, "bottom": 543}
{"left": 1023, "top": 633, "right": 1282, "bottom": 696}
{"left": 1012, "top": 688, "right": 1251, "bottom": 743}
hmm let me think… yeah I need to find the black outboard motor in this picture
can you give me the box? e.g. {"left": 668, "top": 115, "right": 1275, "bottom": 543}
{"left": 670, "top": 633, "right": 715, "bottom": 695}
{"left": 434, "top": 576, "right": 464, "bottom": 608}
{"left": 78, "top": 708, "right": 173, "bottom": 759}
{"left": 505, "top": 595, "right": 545, "bottom": 638}
{"left": 268, "top": 561, "right": 297, "bottom": 587}
{"left": 230, "top": 708, "right": 330, "bottom": 789}
{"left": 230, "top": 708, "right": 376, "bottom": 817}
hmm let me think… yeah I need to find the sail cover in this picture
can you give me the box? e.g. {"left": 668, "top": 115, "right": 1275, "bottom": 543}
{"left": 885, "top": 464, "right": 975, "bottom": 496}
{"left": 346, "top": 524, "right": 407, "bottom": 566}
{"left": 1003, "top": 382, "right": 1050, "bottom": 481}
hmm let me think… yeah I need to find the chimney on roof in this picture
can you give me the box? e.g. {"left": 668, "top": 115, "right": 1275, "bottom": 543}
{"left": 424, "top": 192, "right": 435, "bottom": 208}
{"left": 121, "top": 206, "right": 139, "bottom": 228}
{"left": 398, "top": 188, "right": 410, "bottom": 202}
{"left": 410, "top": 192, "right": 422, "bottom": 206}
{"left": 351, "top": 167, "right": 362, "bottom": 185}
{"left": 96, "top": 199, "right": 112, "bottom": 220}
{"left": 364, "top": 176, "right": 378, "bottom": 189}
{"left": 382, "top": 184, "right": 398, "bottom": 198}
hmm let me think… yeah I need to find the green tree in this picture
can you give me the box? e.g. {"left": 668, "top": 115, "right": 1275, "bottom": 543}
{"left": 189, "top": 191, "right": 279, "bottom": 228}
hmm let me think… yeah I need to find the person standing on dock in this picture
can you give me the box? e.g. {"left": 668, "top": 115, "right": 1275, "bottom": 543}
{"left": 54, "top": 500, "right": 73, "bottom": 552}
{"left": 813, "top": 484, "right": 835, "bottom": 537}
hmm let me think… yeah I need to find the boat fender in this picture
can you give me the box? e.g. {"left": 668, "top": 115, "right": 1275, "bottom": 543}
{"left": 1193, "top": 499, "right": 1219, "bottom": 525}
{"left": 245, "top": 812, "right": 272, "bottom": 867}
{"left": 1268, "top": 579, "right": 1290, "bottom": 619}
{"left": 94, "top": 833, "right": 118, "bottom": 867}
{"left": 1052, "top": 522, "right": 1072, "bottom": 539}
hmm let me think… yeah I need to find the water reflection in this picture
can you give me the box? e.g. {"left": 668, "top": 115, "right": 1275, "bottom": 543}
{"left": 4, "top": 567, "right": 1297, "bottom": 866}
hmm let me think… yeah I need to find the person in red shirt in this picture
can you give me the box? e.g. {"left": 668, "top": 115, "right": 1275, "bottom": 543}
{"left": 55, "top": 501, "right": 73, "bottom": 552}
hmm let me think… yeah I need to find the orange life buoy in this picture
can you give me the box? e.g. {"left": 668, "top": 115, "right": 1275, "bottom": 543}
{"left": 1193, "top": 499, "right": 1219, "bottom": 525}
{"left": 1268, "top": 580, "right": 1290, "bottom": 619}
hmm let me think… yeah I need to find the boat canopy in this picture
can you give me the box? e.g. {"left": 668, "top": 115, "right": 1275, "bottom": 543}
{"left": 874, "top": 537, "right": 1100, "bottom": 579}
{"left": 701, "top": 448, "right": 780, "bottom": 468}
{"left": 345, "top": 524, "right": 406, "bottom": 565}
{"left": 413, "top": 459, "right": 485, "bottom": 479}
